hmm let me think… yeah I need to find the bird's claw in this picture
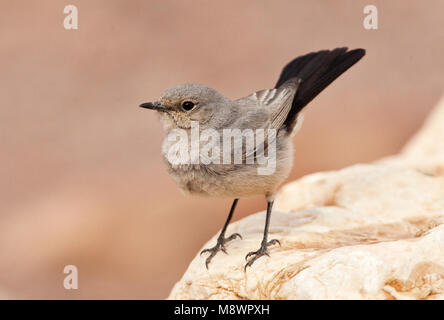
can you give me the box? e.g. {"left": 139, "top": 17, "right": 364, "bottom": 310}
{"left": 244, "top": 239, "right": 280, "bottom": 270}
{"left": 200, "top": 233, "right": 242, "bottom": 269}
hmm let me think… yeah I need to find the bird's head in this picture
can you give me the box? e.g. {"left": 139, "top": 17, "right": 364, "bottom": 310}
{"left": 140, "top": 84, "right": 232, "bottom": 130}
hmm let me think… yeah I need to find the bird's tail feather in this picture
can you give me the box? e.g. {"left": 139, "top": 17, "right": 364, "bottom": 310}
{"left": 276, "top": 47, "right": 365, "bottom": 132}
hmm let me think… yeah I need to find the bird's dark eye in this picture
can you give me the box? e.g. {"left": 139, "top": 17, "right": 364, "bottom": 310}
{"left": 182, "top": 101, "right": 195, "bottom": 111}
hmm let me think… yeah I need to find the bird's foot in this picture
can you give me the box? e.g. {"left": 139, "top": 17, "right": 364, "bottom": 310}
{"left": 244, "top": 239, "right": 280, "bottom": 270}
{"left": 200, "top": 233, "right": 242, "bottom": 269}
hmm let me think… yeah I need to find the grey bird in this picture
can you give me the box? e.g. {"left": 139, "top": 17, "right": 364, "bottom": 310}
{"left": 140, "top": 47, "right": 365, "bottom": 270}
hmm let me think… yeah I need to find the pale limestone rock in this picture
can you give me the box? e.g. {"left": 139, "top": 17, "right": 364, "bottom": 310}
{"left": 168, "top": 95, "right": 444, "bottom": 300}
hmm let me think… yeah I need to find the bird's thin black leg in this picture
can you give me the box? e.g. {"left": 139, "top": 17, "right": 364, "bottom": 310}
{"left": 200, "top": 198, "right": 242, "bottom": 269}
{"left": 244, "top": 200, "right": 280, "bottom": 270}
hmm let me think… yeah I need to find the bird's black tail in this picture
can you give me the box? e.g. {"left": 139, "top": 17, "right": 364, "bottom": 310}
{"left": 276, "top": 47, "right": 365, "bottom": 132}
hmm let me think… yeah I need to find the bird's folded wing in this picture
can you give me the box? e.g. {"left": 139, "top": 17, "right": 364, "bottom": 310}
{"left": 235, "top": 78, "right": 301, "bottom": 131}
{"left": 233, "top": 79, "right": 301, "bottom": 161}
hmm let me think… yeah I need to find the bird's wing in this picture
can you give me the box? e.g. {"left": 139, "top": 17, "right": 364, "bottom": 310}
{"left": 224, "top": 47, "right": 365, "bottom": 164}
{"left": 232, "top": 79, "right": 301, "bottom": 162}
{"left": 235, "top": 78, "right": 301, "bottom": 131}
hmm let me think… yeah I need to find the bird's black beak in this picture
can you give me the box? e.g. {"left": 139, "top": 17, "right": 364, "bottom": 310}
{"left": 139, "top": 101, "right": 169, "bottom": 112}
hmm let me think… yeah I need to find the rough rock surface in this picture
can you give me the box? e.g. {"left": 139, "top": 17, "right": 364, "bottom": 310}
{"left": 168, "top": 96, "right": 444, "bottom": 300}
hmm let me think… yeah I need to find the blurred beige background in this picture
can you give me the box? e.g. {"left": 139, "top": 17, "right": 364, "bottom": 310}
{"left": 1, "top": 0, "right": 443, "bottom": 299}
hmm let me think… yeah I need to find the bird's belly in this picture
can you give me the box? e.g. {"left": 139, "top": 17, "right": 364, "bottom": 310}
{"left": 162, "top": 133, "right": 294, "bottom": 198}
{"left": 165, "top": 161, "right": 292, "bottom": 198}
